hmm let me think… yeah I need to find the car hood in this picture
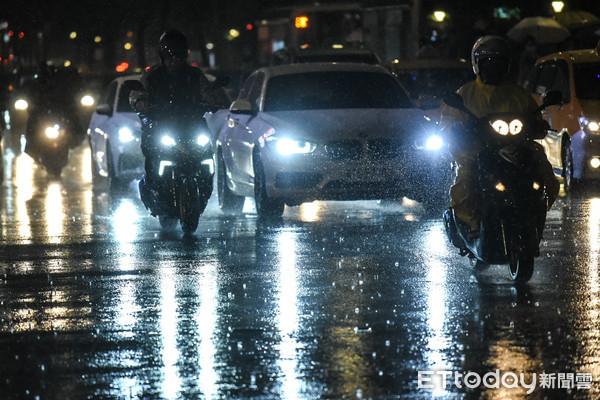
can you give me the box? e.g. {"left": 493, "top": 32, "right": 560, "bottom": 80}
{"left": 259, "top": 108, "right": 431, "bottom": 142}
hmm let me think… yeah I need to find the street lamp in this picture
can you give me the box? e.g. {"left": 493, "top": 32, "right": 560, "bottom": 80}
{"left": 432, "top": 11, "right": 447, "bottom": 23}
{"left": 552, "top": 1, "right": 565, "bottom": 13}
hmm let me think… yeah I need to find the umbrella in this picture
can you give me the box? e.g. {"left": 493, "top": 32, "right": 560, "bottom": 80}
{"left": 507, "top": 16, "right": 571, "bottom": 44}
{"left": 554, "top": 10, "right": 599, "bottom": 29}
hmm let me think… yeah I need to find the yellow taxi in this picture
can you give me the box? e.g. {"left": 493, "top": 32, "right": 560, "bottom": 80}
{"left": 523, "top": 47, "right": 600, "bottom": 191}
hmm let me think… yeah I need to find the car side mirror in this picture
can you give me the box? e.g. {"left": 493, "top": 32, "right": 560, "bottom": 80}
{"left": 229, "top": 99, "right": 255, "bottom": 115}
{"left": 95, "top": 103, "right": 112, "bottom": 116}
{"left": 541, "top": 90, "right": 562, "bottom": 108}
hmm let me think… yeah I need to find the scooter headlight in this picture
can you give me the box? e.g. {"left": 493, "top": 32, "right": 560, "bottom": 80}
{"left": 45, "top": 124, "right": 60, "bottom": 139}
{"left": 490, "top": 119, "right": 523, "bottom": 136}
{"left": 161, "top": 135, "right": 176, "bottom": 147}
{"left": 15, "top": 98, "right": 28, "bottom": 111}
{"left": 80, "top": 94, "right": 95, "bottom": 107}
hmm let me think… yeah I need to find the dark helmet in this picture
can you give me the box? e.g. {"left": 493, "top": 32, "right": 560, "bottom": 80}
{"left": 471, "top": 35, "right": 510, "bottom": 85}
{"left": 159, "top": 29, "right": 189, "bottom": 61}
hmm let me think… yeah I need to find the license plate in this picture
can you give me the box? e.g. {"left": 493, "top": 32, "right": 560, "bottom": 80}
{"left": 347, "top": 165, "right": 393, "bottom": 181}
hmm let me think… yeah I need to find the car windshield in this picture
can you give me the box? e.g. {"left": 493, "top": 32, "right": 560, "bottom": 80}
{"left": 264, "top": 71, "right": 413, "bottom": 111}
{"left": 574, "top": 62, "right": 600, "bottom": 100}
{"left": 395, "top": 67, "right": 473, "bottom": 100}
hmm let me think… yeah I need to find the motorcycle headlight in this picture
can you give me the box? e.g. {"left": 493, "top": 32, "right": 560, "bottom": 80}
{"left": 196, "top": 133, "right": 211, "bottom": 147}
{"left": 15, "top": 98, "right": 28, "bottom": 111}
{"left": 161, "top": 135, "right": 176, "bottom": 147}
{"left": 273, "top": 137, "right": 316, "bottom": 155}
{"left": 490, "top": 119, "right": 523, "bottom": 136}
{"left": 579, "top": 116, "right": 600, "bottom": 134}
{"left": 118, "top": 127, "right": 135, "bottom": 143}
{"left": 45, "top": 124, "right": 60, "bottom": 139}
{"left": 80, "top": 94, "right": 95, "bottom": 107}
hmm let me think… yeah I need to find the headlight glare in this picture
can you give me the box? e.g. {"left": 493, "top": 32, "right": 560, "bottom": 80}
{"left": 579, "top": 116, "right": 600, "bottom": 133}
{"left": 45, "top": 124, "right": 60, "bottom": 139}
{"left": 275, "top": 137, "right": 316, "bottom": 155}
{"left": 15, "top": 99, "right": 28, "bottom": 110}
{"left": 197, "top": 133, "right": 210, "bottom": 147}
{"left": 80, "top": 94, "right": 95, "bottom": 107}
{"left": 118, "top": 127, "right": 135, "bottom": 143}
{"left": 161, "top": 135, "right": 176, "bottom": 147}
{"left": 424, "top": 135, "right": 443, "bottom": 151}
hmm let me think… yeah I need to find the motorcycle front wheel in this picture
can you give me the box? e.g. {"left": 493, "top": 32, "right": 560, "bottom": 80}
{"left": 44, "top": 146, "right": 69, "bottom": 177}
{"left": 179, "top": 178, "right": 203, "bottom": 234}
{"left": 508, "top": 250, "right": 534, "bottom": 282}
{"left": 159, "top": 216, "right": 178, "bottom": 231}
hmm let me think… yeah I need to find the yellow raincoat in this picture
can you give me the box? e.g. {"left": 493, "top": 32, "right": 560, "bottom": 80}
{"left": 440, "top": 76, "right": 559, "bottom": 229}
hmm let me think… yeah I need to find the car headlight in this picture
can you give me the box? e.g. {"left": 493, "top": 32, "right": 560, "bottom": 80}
{"left": 274, "top": 137, "right": 317, "bottom": 155}
{"left": 161, "top": 135, "right": 176, "bottom": 147}
{"left": 490, "top": 119, "right": 523, "bottom": 136}
{"left": 15, "top": 98, "right": 28, "bottom": 110}
{"left": 424, "top": 135, "right": 444, "bottom": 151}
{"left": 579, "top": 116, "right": 600, "bottom": 134}
{"left": 196, "top": 133, "right": 211, "bottom": 147}
{"left": 118, "top": 127, "right": 135, "bottom": 143}
{"left": 80, "top": 94, "right": 95, "bottom": 107}
{"left": 45, "top": 124, "right": 60, "bottom": 139}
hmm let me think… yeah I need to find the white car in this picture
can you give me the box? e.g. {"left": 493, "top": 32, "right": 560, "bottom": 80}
{"left": 207, "top": 62, "right": 450, "bottom": 217}
{"left": 88, "top": 74, "right": 144, "bottom": 189}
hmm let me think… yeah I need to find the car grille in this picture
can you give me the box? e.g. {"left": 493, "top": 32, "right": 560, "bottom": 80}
{"left": 325, "top": 139, "right": 401, "bottom": 160}
{"left": 367, "top": 139, "right": 401, "bottom": 159}
{"left": 326, "top": 140, "right": 363, "bottom": 160}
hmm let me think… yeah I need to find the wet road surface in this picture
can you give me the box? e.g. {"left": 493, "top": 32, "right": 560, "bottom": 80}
{"left": 1, "top": 139, "right": 600, "bottom": 399}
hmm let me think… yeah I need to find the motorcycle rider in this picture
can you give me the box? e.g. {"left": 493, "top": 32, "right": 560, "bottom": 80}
{"left": 130, "top": 29, "right": 218, "bottom": 215}
{"left": 25, "top": 63, "right": 85, "bottom": 152}
{"left": 440, "top": 35, "right": 559, "bottom": 237}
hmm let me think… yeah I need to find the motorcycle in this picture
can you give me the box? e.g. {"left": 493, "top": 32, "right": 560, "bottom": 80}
{"left": 442, "top": 90, "right": 562, "bottom": 282}
{"left": 138, "top": 113, "right": 214, "bottom": 234}
{"left": 25, "top": 108, "right": 80, "bottom": 177}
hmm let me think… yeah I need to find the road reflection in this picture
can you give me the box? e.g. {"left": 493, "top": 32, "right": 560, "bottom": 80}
{"left": 4, "top": 134, "right": 600, "bottom": 398}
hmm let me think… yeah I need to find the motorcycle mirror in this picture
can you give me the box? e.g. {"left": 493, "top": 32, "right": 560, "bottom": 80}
{"left": 442, "top": 92, "right": 466, "bottom": 110}
{"left": 442, "top": 92, "right": 477, "bottom": 119}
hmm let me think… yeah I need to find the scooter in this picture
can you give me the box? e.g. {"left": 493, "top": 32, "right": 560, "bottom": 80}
{"left": 138, "top": 114, "right": 214, "bottom": 234}
{"left": 25, "top": 108, "right": 79, "bottom": 177}
{"left": 442, "top": 91, "right": 562, "bottom": 282}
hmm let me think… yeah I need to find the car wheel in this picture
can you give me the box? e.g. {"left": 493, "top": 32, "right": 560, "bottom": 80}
{"left": 106, "top": 141, "right": 126, "bottom": 191}
{"left": 253, "top": 154, "right": 284, "bottom": 218}
{"left": 562, "top": 146, "right": 579, "bottom": 193}
{"left": 217, "top": 152, "right": 244, "bottom": 215}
